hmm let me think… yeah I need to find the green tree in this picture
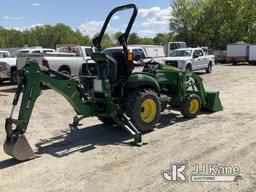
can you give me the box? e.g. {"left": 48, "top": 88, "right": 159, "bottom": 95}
{"left": 128, "top": 33, "right": 141, "bottom": 44}
{"left": 101, "top": 33, "right": 114, "bottom": 49}
{"left": 170, "top": 0, "right": 256, "bottom": 49}
{"left": 153, "top": 33, "right": 173, "bottom": 45}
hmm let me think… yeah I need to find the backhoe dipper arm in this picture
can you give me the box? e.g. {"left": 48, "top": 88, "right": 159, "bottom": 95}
{"left": 4, "top": 60, "right": 95, "bottom": 160}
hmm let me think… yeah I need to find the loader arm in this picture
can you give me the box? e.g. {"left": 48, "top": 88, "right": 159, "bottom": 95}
{"left": 191, "top": 73, "right": 223, "bottom": 112}
{"left": 4, "top": 60, "right": 95, "bottom": 160}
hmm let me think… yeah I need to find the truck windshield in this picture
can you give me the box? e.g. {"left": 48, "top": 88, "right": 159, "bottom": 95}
{"left": 179, "top": 43, "right": 187, "bottom": 48}
{"left": 170, "top": 50, "right": 192, "bottom": 57}
{"left": 85, "top": 48, "right": 93, "bottom": 57}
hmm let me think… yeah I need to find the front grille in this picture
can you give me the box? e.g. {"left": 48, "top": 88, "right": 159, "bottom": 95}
{"left": 165, "top": 60, "right": 178, "bottom": 67}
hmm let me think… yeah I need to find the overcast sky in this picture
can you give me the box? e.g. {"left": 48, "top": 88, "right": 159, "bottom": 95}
{"left": 0, "top": 0, "right": 171, "bottom": 37}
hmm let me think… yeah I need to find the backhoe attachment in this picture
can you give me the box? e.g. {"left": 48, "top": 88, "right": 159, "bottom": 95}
{"left": 3, "top": 60, "right": 95, "bottom": 160}
{"left": 3, "top": 76, "right": 38, "bottom": 160}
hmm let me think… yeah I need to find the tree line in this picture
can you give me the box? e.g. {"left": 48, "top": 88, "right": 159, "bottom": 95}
{"left": 0, "top": 23, "right": 173, "bottom": 49}
{"left": 170, "top": 0, "right": 256, "bottom": 49}
{"left": 1, "top": 0, "right": 255, "bottom": 50}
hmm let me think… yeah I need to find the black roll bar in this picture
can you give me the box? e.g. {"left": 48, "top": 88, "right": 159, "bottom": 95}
{"left": 92, "top": 4, "right": 138, "bottom": 51}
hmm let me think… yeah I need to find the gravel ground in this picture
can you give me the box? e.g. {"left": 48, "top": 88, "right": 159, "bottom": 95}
{"left": 0, "top": 64, "right": 256, "bottom": 192}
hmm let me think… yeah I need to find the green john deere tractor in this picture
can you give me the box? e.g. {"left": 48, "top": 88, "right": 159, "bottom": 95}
{"left": 3, "top": 4, "right": 223, "bottom": 161}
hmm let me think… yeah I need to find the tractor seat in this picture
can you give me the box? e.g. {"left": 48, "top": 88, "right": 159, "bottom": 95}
{"left": 91, "top": 52, "right": 117, "bottom": 82}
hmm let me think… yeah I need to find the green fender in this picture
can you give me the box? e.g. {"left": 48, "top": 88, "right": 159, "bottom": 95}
{"left": 126, "top": 72, "right": 161, "bottom": 93}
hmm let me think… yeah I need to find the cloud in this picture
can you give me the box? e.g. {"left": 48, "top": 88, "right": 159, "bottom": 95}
{"left": 79, "top": 21, "right": 104, "bottom": 37}
{"left": 31, "top": 2, "right": 40, "bottom": 6}
{"left": 5, "top": 23, "right": 44, "bottom": 31}
{"left": 79, "top": 20, "right": 120, "bottom": 37}
{"left": 29, "top": 23, "right": 44, "bottom": 28}
{"left": 139, "top": 29, "right": 156, "bottom": 37}
{"left": 138, "top": 7, "right": 172, "bottom": 27}
{"left": 112, "top": 15, "right": 120, "bottom": 21}
{"left": 4, "top": 16, "right": 24, "bottom": 21}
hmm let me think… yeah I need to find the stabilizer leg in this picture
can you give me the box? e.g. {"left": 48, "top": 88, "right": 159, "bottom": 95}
{"left": 114, "top": 107, "right": 144, "bottom": 146}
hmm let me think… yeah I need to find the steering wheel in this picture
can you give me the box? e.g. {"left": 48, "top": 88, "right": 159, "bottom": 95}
{"left": 141, "top": 57, "right": 159, "bottom": 73}
{"left": 137, "top": 57, "right": 155, "bottom": 66}
{"left": 141, "top": 57, "right": 153, "bottom": 64}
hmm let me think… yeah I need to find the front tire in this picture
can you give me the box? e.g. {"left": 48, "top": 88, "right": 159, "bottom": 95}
{"left": 180, "top": 94, "right": 201, "bottom": 118}
{"left": 123, "top": 89, "right": 161, "bottom": 132}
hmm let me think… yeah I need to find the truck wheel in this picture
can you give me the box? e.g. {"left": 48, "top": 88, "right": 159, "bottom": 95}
{"left": 185, "top": 64, "right": 192, "bottom": 74}
{"left": 123, "top": 89, "right": 161, "bottom": 132}
{"left": 180, "top": 94, "right": 201, "bottom": 118}
{"left": 59, "top": 66, "right": 71, "bottom": 76}
{"left": 10, "top": 71, "right": 19, "bottom": 84}
{"left": 0, "top": 79, "right": 4, "bottom": 84}
{"left": 206, "top": 62, "right": 212, "bottom": 73}
{"left": 232, "top": 62, "right": 237, "bottom": 65}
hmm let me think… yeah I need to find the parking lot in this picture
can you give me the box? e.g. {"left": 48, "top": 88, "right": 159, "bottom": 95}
{"left": 0, "top": 64, "right": 256, "bottom": 192}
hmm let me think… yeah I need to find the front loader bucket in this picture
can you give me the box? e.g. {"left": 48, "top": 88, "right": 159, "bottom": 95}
{"left": 4, "top": 135, "right": 35, "bottom": 161}
{"left": 205, "top": 90, "right": 223, "bottom": 112}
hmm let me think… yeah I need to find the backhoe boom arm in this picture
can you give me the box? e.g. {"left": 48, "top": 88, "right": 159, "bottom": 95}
{"left": 4, "top": 60, "right": 95, "bottom": 160}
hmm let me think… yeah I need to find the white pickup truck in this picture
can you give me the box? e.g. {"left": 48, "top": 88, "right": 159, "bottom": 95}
{"left": 165, "top": 48, "right": 215, "bottom": 73}
{"left": 0, "top": 51, "right": 17, "bottom": 83}
{"left": 103, "top": 45, "right": 165, "bottom": 66}
{"left": 17, "top": 46, "right": 93, "bottom": 77}
{"left": 1, "top": 48, "right": 56, "bottom": 83}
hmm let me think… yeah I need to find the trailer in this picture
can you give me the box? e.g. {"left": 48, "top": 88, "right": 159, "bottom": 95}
{"left": 226, "top": 42, "right": 249, "bottom": 65}
{"left": 249, "top": 44, "right": 256, "bottom": 64}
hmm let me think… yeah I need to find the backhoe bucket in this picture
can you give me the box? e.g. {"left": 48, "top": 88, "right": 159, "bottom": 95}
{"left": 4, "top": 135, "right": 35, "bottom": 161}
{"left": 205, "top": 90, "right": 223, "bottom": 112}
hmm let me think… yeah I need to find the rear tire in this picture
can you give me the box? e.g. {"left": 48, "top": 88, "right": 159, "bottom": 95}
{"left": 123, "top": 89, "right": 161, "bottom": 132}
{"left": 206, "top": 62, "right": 212, "bottom": 73}
{"left": 180, "top": 94, "right": 201, "bottom": 118}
